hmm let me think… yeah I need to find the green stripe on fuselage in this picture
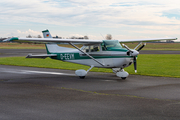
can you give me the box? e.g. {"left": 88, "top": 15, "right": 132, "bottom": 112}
{"left": 50, "top": 53, "right": 132, "bottom": 61}
{"left": 106, "top": 48, "right": 128, "bottom": 52}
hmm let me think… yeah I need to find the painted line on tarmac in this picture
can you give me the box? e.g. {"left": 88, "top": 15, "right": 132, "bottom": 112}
{"left": 0, "top": 68, "right": 75, "bottom": 76}
{"left": 21, "top": 70, "right": 75, "bottom": 76}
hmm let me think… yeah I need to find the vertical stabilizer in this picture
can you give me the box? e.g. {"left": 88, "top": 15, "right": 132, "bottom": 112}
{"left": 42, "top": 29, "right": 52, "bottom": 38}
{"left": 42, "top": 29, "right": 53, "bottom": 54}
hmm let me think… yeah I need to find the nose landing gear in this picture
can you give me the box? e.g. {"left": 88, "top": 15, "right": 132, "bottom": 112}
{"left": 112, "top": 68, "right": 129, "bottom": 79}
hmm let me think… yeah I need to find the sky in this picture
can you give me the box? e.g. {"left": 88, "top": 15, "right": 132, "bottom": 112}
{"left": 0, "top": 0, "right": 180, "bottom": 41}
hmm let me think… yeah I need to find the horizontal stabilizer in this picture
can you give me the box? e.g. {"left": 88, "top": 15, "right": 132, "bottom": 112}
{"left": 26, "top": 54, "right": 57, "bottom": 59}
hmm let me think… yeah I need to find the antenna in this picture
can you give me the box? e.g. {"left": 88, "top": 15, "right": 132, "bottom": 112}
{"left": 100, "top": 33, "right": 105, "bottom": 39}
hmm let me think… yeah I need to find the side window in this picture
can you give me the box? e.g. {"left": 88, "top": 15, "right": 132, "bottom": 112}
{"left": 90, "top": 45, "right": 100, "bottom": 52}
{"left": 81, "top": 45, "right": 101, "bottom": 53}
{"left": 85, "top": 46, "right": 90, "bottom": 52}
{"left": 81, "top": 46, "right": 89, "bottom": 52}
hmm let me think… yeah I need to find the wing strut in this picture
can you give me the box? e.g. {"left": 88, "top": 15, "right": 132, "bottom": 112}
{"left": 69, "top": 42, "right": 104, "bottom": 66}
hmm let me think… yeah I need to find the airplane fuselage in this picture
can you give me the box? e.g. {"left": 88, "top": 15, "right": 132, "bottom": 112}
{"left": 51, "top": 51, "right": 133, "bottom": 68}
{"left": 47, "top": 41, "right": 135, "bottom": 69}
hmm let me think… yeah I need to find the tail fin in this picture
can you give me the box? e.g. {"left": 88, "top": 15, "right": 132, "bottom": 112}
{"left": 42, "top": 29, "right": 53, "bottom": 54}
{"left": 42, "top": 29, "right": 52, "bottom": 38}
{"left": 42, "top": 29, "right": 59, "bottom": 55}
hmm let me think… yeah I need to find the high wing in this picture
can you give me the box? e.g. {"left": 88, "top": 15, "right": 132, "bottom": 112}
{"left": 7, "top": 37, "right": 177, "bottom": 43}
{"left": 8, "top": 37, "right": 103, "bottom": 44}
{"left": 118, "top": 37, "right": 177, "bottom": 42}
{"left": 118, "top": 38, "right": 177, "bottom": 42}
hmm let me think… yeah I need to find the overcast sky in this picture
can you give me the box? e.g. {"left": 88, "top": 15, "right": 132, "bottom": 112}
{"left": 0, "top": 0, "right": 180, "bottom": 41}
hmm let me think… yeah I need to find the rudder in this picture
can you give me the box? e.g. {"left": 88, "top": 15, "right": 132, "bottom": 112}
{"left": 42, "top": 29, "right": 52, "bottom": 38}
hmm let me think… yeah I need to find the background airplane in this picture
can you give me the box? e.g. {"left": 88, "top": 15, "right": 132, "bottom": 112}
{"left": 4, "top": 30, "right": 177, "bottom": 79}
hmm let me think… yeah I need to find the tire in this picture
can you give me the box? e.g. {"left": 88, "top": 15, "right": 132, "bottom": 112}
{"left": 121, "top": 77, "right": 126, "bottom": 80}
{"left": 79, "top": 76, "right": 85, "bottom": 79}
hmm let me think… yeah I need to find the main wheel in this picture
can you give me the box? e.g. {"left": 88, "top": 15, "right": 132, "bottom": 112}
{"left": 121, "top": 77, "right": 126, "bottom": 80}
{"left": 79, "top": 76, "right": 85, "bottom": 79}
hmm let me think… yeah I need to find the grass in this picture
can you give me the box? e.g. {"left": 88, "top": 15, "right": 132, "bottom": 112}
{"left": 125, "top": 54, "right": 180, "bottom": 77}
{"left": 0, "top": 43, "right": 82, "bottom": 49}
{"left": 1, "top": 42, "right": 180, "bottom": 50}
{"left": 0, "top": 55, "right": 180, "bottom": 78}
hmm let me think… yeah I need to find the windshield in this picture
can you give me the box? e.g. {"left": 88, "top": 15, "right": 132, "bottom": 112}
{"left": 102, "top": 40, "right": 122, "bottom": 50}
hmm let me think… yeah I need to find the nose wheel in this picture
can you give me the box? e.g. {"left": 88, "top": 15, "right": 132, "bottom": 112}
{"left": 116, "top": 70, "right": 129, "bottom": 79}
{"left": 112, "top": 68, "right": 129, "bottom": 79}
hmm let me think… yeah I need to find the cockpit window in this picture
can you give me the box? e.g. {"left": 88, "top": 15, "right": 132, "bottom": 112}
{"left": 81, "top": 44, "right": 100, "bottom": 53}
{"left": 90, "top": 45, "right": 100, "bottom": 52}
{"left": 102, "top": 40, "right": 122, "bottom": 50}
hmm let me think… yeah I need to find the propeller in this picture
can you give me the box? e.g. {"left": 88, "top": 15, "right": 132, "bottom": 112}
{"left": 122, "top": 44, "right": 132, "bottom": 52}
{"left": 133, "top": 56, "right": 137, "bottom": 73}
{"left": 122, "top": 44, "right": 134, "bottom": 56}
{"left": 122, "top": 43, "right": 146, "bottom": 73}
{"left": 137, "top": 43, "right": 146, "bottom": 51}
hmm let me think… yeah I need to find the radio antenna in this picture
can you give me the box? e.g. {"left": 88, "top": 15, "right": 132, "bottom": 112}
{"left": 100, "top": 33, "right": 105, "bottom": 39}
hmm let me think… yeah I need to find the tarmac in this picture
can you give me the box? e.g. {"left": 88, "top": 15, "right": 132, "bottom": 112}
{"left": 0, "top": 49, "right": 180, "bottom": 120}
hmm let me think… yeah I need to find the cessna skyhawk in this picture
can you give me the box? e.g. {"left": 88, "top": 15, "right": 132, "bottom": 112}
{"left": 5, "top": 30, "right": 177, "bottom": 79}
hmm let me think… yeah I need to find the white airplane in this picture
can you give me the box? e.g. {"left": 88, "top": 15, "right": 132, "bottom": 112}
{"left": 6, "top": 30, "right": 177, "bottom": 79}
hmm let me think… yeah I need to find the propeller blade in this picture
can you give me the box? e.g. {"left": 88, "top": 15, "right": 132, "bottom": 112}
{"left": 137, "top": 43, "right": 146, "bottom": 51}
{"left": 134, "top": 42, "right": 142, "bottom": 50}
{"left": 122, "top": 43, "right": 134, "bottom": 56}
{"left": 122, "top": 44, "right": 132, "bottom": 52}
{"left": 133, "top": 56, "right": 137, "bottom": 73}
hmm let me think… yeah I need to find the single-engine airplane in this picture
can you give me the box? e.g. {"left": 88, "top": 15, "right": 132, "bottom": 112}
{"left": 4, "top": 30, "right": 177, "bottom": 79}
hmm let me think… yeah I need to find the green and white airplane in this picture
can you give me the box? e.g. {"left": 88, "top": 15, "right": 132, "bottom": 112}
{"left": 5, "top": 30, "right": 177, "bottom": 79}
